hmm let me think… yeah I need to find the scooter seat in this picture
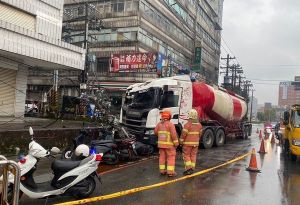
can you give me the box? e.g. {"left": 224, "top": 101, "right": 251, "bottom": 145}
{"left": 91, "top": 140, "right": 114, "bottom": 145}
{"left": 52, "top": 159, "right": 81, "bottom": 173}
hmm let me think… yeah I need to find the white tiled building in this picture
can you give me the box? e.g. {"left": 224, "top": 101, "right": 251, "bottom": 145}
{"left": 0, "top": 0, "right": 85, "bottom": 117}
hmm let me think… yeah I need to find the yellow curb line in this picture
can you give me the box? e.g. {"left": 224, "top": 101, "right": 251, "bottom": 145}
{"left": 55, "top": 151, "right": 251, "bottom": 205}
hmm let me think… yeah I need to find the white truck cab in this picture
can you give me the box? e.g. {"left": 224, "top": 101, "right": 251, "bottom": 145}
{"left": 120, "top": 75, "right": 192, "bottom": 145}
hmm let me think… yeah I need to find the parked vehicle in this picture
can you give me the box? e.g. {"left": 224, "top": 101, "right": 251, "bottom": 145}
{"left": 120, "top": 75, "right": 252, "bottom": 149}
{"left": 62, "top": 125, "right": 153, "bottom": 164}
{"left": 0, "top": 127, "right": 102, "bottom": 202}
{"left": 283, "top": 105, "right": 300, "bottom": 161}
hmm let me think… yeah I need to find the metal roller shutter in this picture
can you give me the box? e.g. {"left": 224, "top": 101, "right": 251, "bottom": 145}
{"left": 0, "top": 68, "right": 16, "bottom": 116}
{"left": 0, "top": 2, "right": 35, "bottom": 31}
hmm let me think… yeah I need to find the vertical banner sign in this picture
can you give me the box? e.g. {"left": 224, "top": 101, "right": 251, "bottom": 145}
{"left": 192, "top": 47, "right": 202, "bottom": 72}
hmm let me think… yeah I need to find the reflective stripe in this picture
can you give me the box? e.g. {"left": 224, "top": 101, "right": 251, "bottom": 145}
{"left": 158, "top": 131, "right": 170, "bottom": 135}
{"left": 173, "top": 140, "right": 178, "bottom": 144}
{"left": 167, "top": 166, "right": 175, "bottom": 171}
{"left": 159, "top": 165, "right": 166, "bottom": 170}
{"left": 191, "top": 162, "right": 196, "bottom": 168}
{"left": 158, "top": 130, "right": 173, "bottom": 146}
{"left": 188, "top": 132, "right": 200, "bottom": 135}
{"left": 185, "top": 161, "right": 192, "bottom": 166}
{"left": 158, "top": 141, "right": 174, "bottom": 145}
{"left": 192, "top": 123, "right": 200, "bottom": 125}
{"left": 183, "top": 129, "right": 189, "bottom": 133}
{"left": 183, "top": 142, "right": 199, "bottom": 145}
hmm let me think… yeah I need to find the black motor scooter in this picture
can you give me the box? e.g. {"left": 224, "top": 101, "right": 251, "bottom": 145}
{"left": 61, "top": 125, "right": 148, "bottom": 164}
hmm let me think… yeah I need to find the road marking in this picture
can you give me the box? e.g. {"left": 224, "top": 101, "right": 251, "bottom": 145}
{"left": 55, "top": 151, "right": 251, "bottom": 205}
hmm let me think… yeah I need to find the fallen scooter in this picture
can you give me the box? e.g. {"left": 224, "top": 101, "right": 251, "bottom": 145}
{"left": 62, "top": 125, "right": 154, "bottom": 164}
{"left": 62, "top": 127, "right": 134, "bottom": 164}
{"left": 0, "top": 127, "right": 103, "bottom": 202}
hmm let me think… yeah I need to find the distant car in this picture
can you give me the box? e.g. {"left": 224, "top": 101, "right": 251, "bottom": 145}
{"left": 264, "top": 123, "right": 273, "bottom": 136}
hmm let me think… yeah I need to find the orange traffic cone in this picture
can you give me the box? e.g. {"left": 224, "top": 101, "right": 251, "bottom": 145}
{"left": 271, "top": 133, "right": 275, "bottom": 144}
{"left": 258, "top": 139, "right": 267, "bottom": 154}
{"left": 259, "top": 130, "right": 262, "bottom": 139}
{"left": 246, "top": 148, "right": 261, "bottom": 172}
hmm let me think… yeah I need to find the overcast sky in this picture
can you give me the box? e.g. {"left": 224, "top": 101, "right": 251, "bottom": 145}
{"left": 221, "top": 0, "right": 300, "bottom": 105}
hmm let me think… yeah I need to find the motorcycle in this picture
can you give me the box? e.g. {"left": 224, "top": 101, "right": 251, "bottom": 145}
{"left": 0, "top": 127, "right": 103, "bottom": 202}
{"left": 62, "top": 124, "right": 154, "bottom": 164}
{"left": 62, "top": 126, "right": 134, "bottom": 164}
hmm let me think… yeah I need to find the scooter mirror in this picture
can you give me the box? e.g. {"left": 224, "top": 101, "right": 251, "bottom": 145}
{"left": 50, "top": 147, "right": 61, "bottom": 154}
{"left": 29, "top": 127, "right": 34, "bottom": 136}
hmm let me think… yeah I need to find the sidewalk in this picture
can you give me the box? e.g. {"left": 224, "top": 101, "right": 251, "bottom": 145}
{"left": 0, "top": 117, "right": 98, "bottom": 131}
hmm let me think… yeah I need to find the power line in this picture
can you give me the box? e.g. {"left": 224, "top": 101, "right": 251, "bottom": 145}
{"left": 251, "top": 82, "right": 279, "bottom": 85}
{"left": 244, "top": 64, "right": 300, "bottom": 67}
{"left": 221, "top": 36, "right": 241, "bottom": 65}
{"left": 248, "top": 78, "right": 288, "bottom": 82}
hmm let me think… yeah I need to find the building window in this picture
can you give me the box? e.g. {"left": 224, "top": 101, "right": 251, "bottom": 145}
{"left": 78, "top": 6, "right": 84, "bottom": 16}
{"left": 97, "top": 58, "right": 109, "bottom": 73}
{"left": 0, "top": 2, "right": 36, "bottom": 31}
{"left": 113, "top": 0, "right": 125, "bottom": 12}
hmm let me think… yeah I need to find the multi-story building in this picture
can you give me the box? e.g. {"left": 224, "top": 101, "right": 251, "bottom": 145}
{"left": 28, "top": 0, "right": 224, "bottom": 111}
{"left": 278, "top": 76, "right": 300, "bottom": 107}
{"left": 0, "top": 0, "right": 85, "bottom": 117}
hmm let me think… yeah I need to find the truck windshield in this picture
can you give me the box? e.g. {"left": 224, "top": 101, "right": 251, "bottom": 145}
{"left": 125, "top": 88, "right": 159, "bottom": 109}
{"left": 293, "top": 111, "right": 300, "bottom": 128}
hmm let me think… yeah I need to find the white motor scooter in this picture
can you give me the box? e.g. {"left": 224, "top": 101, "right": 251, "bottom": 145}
{"left": 1, "top": 127, "right": 102, "bottom": 202}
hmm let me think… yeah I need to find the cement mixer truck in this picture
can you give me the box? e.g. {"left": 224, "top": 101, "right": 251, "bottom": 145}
{"left": 120, "top": 75, "right": 252, "bottom": 148}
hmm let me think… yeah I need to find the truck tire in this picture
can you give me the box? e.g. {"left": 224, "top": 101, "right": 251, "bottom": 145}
{"left": 215, "top": 129, "right": 225, "bottom": 147}
{"left": 202, "top": 129, "right": 214, "bottom": 149}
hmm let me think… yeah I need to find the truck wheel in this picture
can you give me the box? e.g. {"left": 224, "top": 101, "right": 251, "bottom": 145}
{"left": 215, "top": 129, "right": 225, "bottom": 147}
{"left": 202, "top": 129, "right": 214, "bottom": 149}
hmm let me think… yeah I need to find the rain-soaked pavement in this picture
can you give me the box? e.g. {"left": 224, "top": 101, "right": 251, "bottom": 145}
{"left": 19, "top": 124, "right": 300, "bottom": 205}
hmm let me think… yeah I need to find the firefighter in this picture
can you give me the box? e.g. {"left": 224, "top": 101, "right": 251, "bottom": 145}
{"left": 180, "top": 109, "right": 202, "bottom": 175}
{"left": 154, "top": 109, "right": 179, "bottom": 177}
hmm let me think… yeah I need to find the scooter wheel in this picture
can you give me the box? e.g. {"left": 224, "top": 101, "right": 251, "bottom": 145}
{"left": 0, "top": 184, "right": 23, "bottom": 203}
{"left": 75, "top": 176, "right": 96, "bottom": 199}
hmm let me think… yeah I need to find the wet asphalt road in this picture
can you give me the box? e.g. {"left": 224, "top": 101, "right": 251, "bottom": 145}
{"left": 19, "top": 124, "right": 300, "bottom": 205}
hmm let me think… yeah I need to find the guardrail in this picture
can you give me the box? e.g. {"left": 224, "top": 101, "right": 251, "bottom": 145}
{"left": 0, "top": 155, "right": 21, "bottom": 205}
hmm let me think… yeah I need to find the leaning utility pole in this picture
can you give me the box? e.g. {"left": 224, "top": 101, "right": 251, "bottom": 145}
{"left": 62, "top": 3, "right": 103, "bottom": 95}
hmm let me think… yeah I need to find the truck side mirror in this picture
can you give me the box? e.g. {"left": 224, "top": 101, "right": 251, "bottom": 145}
{"left": 283, "top": 111, "right": 289, "bottom": 125}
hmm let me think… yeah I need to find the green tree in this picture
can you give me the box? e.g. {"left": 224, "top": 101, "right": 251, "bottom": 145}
{"left": 257, "top": 112, "right": 265, "bottom": 122}
{"left": 264, "top": 109, "right": 276, "bottom": 122}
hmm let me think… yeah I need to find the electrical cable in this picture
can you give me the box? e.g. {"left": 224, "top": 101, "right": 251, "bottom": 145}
{"left": 248, "top": 78, "right": 287, "bottom": 82}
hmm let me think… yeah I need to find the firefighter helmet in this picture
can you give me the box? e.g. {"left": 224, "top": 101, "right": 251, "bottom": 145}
{"left": 161, "top": 108, "right": 172, "bottom": 120}
{"left": 188, "top": 109, "right": 198, "bottom": 120}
